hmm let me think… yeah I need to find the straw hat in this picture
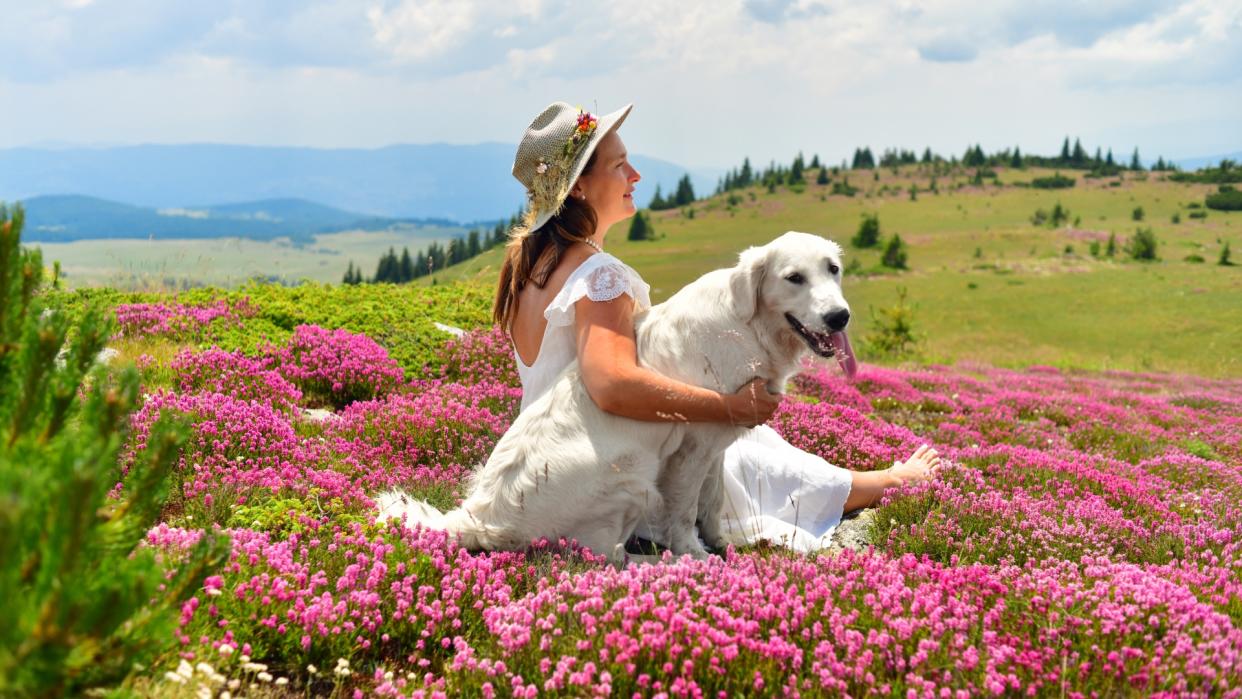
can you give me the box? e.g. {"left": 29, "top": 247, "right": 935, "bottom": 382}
{"left": 512, "top": 101, "right": 633, "bottom": 232}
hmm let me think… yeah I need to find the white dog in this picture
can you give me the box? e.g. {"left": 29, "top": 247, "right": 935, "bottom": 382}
{"left": 377, "top": 232, "right": 855, "bottom": 565}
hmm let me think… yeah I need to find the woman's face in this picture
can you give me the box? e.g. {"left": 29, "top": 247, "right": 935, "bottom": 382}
{"left": 573, "top": 130, "right": 641, "bottom": 234}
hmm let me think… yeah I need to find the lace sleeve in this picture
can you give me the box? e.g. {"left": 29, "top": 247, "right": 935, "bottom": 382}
{"left": 544, "top": 255, "right": 651, "bottom": 327}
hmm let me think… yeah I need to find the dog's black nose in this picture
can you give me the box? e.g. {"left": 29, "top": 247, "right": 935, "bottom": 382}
{"left": 824, "top": 309, "right": 850, "bottom": 331}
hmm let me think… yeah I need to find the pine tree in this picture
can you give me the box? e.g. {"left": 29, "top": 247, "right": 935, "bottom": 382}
{"left": 1106, "top": 149, "right": 1115, "bottom": 167}
{"left": 851, "top": 213, "right": 881, "bottom": 248}
{"left": 343, "top": 260, "right": 356, "bottom": 285}
{"left": 881, "top": 233, "right": 909, "bottom": 269}
{"left": 467, "top": 230, "right": 481, "bottom": 258}
{"left": 414, "top": 251, "right": 428, "bottom": 279}
{"left": 810, "top": 154, "right": 821, "bottom": 169}
{"left": 649, "top": 184, "right": 668, "bottom": 210}
{"left": 740, "top": 157, "right": 753, "bottom": 186}
{"left": 1130, "top": 148, "right": 1141, "bottom": 170}
{"left": 399, "top": 247, "right": 414, "bottom": 283}
{"left": 816, "top": 167, "right": 829, "bottom": 185}
{"left": 374, "top": 246, "right": 397, "bottom": 283}
{"left": 627, "top": 212, "right": 652, "bottom": 241}
{"left": 1010, "top": 146, "right": 1023, "bottom": 168}
{"left": 0, "top": 204, "right": 228, "bottom": 695}
{"left": 1060, "top": 137, "right": 1072, "bottom": 163}
{"left": 922, "top": 147, "right": 933, "bottom": 164}
{"left": 1220, "top": 241, "right": 1233, "bottom": 266}
{"left": 1071, "top": 138, "right": 1087, "bottom": 166}
{"left": 790, "top": 153, "right": 805, "bottom": 184}
{"left": 674, "top": 175, "right": 696, "bottom": 206}
{"left": 1093, "top": 147, "right": 1103, "bottom": 166}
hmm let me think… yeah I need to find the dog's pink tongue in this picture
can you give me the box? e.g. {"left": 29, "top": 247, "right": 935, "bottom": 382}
{"left": 829, "top": 331, "right": 858, "bottom": 380}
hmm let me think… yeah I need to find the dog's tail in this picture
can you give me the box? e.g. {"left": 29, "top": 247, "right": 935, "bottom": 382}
{"left": 374, "top": 490, "right": 493, "bottom": 551}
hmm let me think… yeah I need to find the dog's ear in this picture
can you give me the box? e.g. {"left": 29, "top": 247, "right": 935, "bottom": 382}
{"left": 729, "top": 245, "right": 767, "bottom": 320}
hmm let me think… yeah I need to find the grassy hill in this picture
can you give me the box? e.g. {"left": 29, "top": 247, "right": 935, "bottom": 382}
{"left": 428, "top": 165, "right": 1240, "bottom": 378}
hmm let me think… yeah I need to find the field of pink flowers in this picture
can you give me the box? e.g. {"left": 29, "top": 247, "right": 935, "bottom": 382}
{"left": 120, "top": 299, "right": 1242, "bottom": 697}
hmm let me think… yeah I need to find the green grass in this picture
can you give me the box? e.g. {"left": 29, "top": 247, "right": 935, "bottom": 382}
{"left": 33, "top": 223, "right": 461, "bottom": 290}
{"left": 433, "top": 165, "right": 1240, "bottom": 377}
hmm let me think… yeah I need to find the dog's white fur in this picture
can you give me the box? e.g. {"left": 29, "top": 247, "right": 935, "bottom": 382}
{"left": 377, "top": 232, "right": 850, "bottom": 565}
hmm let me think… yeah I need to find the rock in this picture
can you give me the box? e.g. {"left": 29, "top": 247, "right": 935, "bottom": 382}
{"left": 433, "top": 321, "right": 466, "bottom": 337}
{"left": 823, "top": 508, "right": 877, "bottom": 554}
{"left": 300, "top": 408, "right": 338, "bottom": 423}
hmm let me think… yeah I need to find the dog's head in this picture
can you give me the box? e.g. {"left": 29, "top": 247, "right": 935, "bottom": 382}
{"left": 729, "top": 231, "right": 857, "bottom": 377}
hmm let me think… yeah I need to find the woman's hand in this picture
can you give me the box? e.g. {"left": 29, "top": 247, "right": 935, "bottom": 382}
{"left": 724, "top": 377, "right": 782, "bottom": 427}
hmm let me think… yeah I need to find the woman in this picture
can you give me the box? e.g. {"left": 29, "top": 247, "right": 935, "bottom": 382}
{"left": 496, "top": 101, "right": 940, "bottom": 552}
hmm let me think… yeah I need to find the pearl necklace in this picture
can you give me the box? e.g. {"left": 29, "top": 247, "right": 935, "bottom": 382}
{"left": 583, "top": 237, "right": 603, "bottom": 253}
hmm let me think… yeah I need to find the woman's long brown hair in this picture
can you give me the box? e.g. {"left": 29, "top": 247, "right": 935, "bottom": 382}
{"left": 493, "top": 153, "right": 600, "bottom": 332}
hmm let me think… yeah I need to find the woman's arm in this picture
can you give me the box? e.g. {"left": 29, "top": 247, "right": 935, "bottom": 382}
{"left": 574, "top": 294, "right": 780, "bottom": 426}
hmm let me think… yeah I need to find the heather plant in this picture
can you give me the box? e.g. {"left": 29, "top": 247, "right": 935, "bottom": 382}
{"left": 434, "top": 325, "right": 521, "bottom": 389}
{"left": 114, "top": 297, "right": 256, "bottom": 342}
{"left": 177, "top": 279, "right": 494, "bottom": 375}
{"left": 0, "top": 205, "right": 228, "bottom": 697}
{"left": 270, "top": 324, "right": 405, "bottom": 409}
{"left": 170, "top": 346, "right": 303, "bottom": 415}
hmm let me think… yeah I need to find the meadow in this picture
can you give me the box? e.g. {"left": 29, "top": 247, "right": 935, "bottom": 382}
{"left": 5, "top": 163, "right": 1241, "bottom": 698}
{"left": 5, "top": 265, "right": 1234, "bottom": 697}
{"left": 33, "top": 223, "right": 459, "bottom": 290}
{"left": 438, "top": 165, "right": 1240, "bottom": 377}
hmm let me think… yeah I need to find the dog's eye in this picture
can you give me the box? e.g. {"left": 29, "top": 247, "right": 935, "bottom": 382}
{"left": 828, "top": 263, "right": 840, "bottom": 275}
{"left": 785, "top": 273, "right": 805, "bottom": 285}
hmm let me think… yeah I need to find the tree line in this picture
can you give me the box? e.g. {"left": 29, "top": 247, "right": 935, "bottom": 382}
{"left": 712, "top": 137, "right": 1179, "bottom": 197}
{"left": 343, "top": 214, "right": 520, "bottom": 285}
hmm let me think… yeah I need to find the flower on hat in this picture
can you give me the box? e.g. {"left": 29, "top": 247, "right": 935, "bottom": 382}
{"left": 523, "top": 107, "right": 601, "bottom": 223}
{"left": 536, "top": 160, "right": 548, "bottom": 175}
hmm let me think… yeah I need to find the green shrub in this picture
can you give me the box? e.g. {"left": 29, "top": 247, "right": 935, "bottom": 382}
{"left": 1171, "top": 212, "right": 1181, "bottom": 224}
{"left": 1183, "top": 254, "right": 1205, "bottom": 264}
{"left": 852, "top": 213, "right": 881, "bottom": 248}
{"left": 1220, "top": 241, "right": 1234, "bottom": 266}
{"left": 1132, "top": 206, "right": 1144, "bottom": 221}
{"left": 864, "top": 286, "right": 919, "bottom": 359}
{"left": 1188, "top": 210, "right": 1207, "bottom": 220}
{"left": 0, "top": 204, "right": 229, "bottom": 697}
{"left": 1127, "top": 227, "right": 1159, "bottom": 261}
{"left": 1031, "top": 172, "right": 1075, "bottom": 189}
{"left": 881, "top": 234, "right": 909, "bottom": 270}
{"left": 1205, "top": 185, "right": 1242, "bottom": 211}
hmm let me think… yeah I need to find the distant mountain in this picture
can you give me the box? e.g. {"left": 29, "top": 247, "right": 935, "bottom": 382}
{"left": 0, "top": 143, "right": 718, "bottom": 222}
{"left": 1173, "top": 151, "right": 1242, "bottom": 171}
{"left": 18, "top": 195, "right": 455, "bottom": 244}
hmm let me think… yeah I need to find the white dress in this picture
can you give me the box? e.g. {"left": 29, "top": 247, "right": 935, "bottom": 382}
{"left": 514, "top": 252, "right": 855, "bottom": 553}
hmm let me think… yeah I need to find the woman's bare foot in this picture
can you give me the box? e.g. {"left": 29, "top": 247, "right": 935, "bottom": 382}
{"left": 842, "top": 444, "right": 943, "bottom": 513}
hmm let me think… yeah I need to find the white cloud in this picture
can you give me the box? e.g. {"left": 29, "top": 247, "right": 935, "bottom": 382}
{"left": 0, "top": 0, "right": 1237, "bottom": 167}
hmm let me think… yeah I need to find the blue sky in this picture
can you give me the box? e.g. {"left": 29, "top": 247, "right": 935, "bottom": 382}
{"left": 1, "top": 0, "right": 1239, "bottom": 169}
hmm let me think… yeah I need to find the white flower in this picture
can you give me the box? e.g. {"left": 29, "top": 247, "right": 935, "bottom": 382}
{"left": 195, "top": 662, "right": 215, "bottom": 677}
{"left": 195, "top": 685, "right": 212, "bottom": 699}
{"left": 307, "top": 664, "right": 319, "bottom": 675}
{"left": 243, "top": 662, "right": 268, "bottom": 673}
{"left": 220, "top": 692, "right": 232, "bottom": 699}
{"left": 177, "top": 660, "right": 194, "bottom": 679}
{"left": 218, "top": 644, "right": 234, "bottom": 656}
{"left": 228, "top": 679, "right": 241, "bottom": 690}
{"left": 536, "top": 161, "right": 548, "bottom": 174}
{"left": 257, "top": 671, "right": 273, "bottom": 683}
{"left": 164, "top": 671, "right": 187, "bottom": 684}
{"left": 238, "top": 655, "right": 250, "bottom": 664}
{"left": 275, "top": 677, "right": 289, "bottom": 686}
